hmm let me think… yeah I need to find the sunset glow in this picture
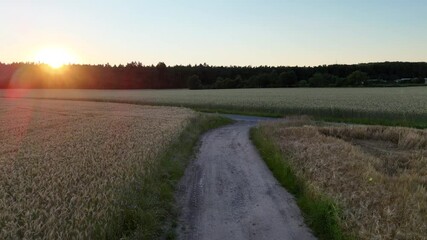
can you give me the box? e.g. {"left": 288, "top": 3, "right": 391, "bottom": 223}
{"left": 1, "top": 1, "right": 425, "bottom": 66}
{"left": 34, "top": 47, "right": 77, "bottom": 69}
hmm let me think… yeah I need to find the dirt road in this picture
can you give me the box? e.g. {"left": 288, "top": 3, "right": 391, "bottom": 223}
{"left": 176, "top": 115, "right": 316, "bottom": 240}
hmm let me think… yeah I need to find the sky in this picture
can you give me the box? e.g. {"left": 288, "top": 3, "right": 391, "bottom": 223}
{"left": 1, "top": 0, "right": 427, "bottom": 66}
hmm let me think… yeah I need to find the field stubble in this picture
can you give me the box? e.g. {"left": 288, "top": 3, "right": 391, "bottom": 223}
{"left": 0, "top": 98, "right": 195, "bottom": 238}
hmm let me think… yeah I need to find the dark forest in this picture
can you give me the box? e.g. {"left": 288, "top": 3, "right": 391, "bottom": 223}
{"left": 1, "top": 61, "right": 426, "bottom": 89}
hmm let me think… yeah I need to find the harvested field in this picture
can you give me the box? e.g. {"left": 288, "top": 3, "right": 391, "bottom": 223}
{"left": 0, "top": 98, "right": 194, "bottom": 239}
{"left": 256, "top": 119, "right": 427, "bottom": 239}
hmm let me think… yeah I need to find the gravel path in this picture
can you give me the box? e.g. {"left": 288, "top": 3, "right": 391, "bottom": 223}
{"left": 176, "top": 116, "right": 316, "bottom": 240}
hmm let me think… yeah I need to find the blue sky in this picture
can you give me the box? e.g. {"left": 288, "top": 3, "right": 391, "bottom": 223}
{"left": 1, "top": 0, "right": 426, "bottom": 66}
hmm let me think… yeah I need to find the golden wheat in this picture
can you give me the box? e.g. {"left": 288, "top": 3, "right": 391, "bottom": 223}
{"left": 259, "top": 119, "right": 427, "bottom": 240}
{"left": 0, "top": 98, "right": 194, "bottom": 239}
{"left": 1, "top": 88, "right": 426, "bottom": 121}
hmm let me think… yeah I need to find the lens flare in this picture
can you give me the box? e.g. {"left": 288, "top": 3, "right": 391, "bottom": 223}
{"left": 34, "top": 47, "right": 77, "bottom": 69}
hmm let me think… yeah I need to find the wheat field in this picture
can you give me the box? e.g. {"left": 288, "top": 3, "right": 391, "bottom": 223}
{"left": 0, "top": 98, "right": 194, "bottom": 238}
{"left": 257, "top": 118, "right": 427, "bottom": 239}
{"left": 1, "top": 87, "right": 426, "bottom": 123}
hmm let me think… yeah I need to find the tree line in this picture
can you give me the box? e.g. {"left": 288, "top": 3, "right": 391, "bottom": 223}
{"left": 0, "top": 61, "right": 426, "bottom": 89}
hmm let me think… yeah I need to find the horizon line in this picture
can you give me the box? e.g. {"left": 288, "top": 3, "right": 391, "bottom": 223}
{"left": 1, "top": 60, "right": 427, "bottom": 68}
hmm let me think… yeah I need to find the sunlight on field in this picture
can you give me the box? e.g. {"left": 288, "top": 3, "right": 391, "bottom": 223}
{"left": 0, "top": 98, "right": 194, "bottom": 238}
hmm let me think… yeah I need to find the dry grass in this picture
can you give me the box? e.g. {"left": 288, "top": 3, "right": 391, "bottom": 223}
{"left": 0, "top": 98, "right": 195, "bottom": 239}
{"left": 258, "top": 118, "right": 427, "bottom": 240}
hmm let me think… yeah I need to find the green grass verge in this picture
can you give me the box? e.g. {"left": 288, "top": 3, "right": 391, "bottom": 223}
{"left": 317, "top": 116, "right": 427, "bottom": 129}
{"left": 95, "top": 114, "right": 233, "bottom": 239}
{"left": 192, "top": 107, "right": 284, "bottom": 118}
{"left": 250, "top": 127, "right": 352, "bottom": 240}
{"left": 196, "top": 107, "right": 427, "bottom": 129}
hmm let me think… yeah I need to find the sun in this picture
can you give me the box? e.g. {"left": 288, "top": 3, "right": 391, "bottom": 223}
{"left": 34, "top": 47, "right": 77, "bottom": 69}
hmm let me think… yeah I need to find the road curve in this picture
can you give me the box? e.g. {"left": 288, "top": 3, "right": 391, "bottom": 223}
{"left": 176, "top": 116, "right": 316, "bottom": 240}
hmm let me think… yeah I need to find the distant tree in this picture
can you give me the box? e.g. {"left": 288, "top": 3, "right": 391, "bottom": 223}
{"left": 267, "top": 71, "right": 280, "bottom": 87}
{"left": 187, "top": 75, "right": 202, "bottom": 89}
{"left": 279, "top": 70, "right": 297, "bottom": 87}
{"left": 234, "top": 75, "right": 243, "bottom": 88}
{"left": 308, "top": 73, "right": 323, "bottom": 87}
{"left": 156, "top": 62, "right": 167, "bottom": 69}
{"left": 213, "top": 77, "right": 224, "bottom": 89}
{"left": 415, "top": 77, "right": 425, "bottom": 84}
{"left": 156, "top": 62, "right": 167, "bottom": 88}
{"left": 346, "top": 70, "right": 368, "bottom": 85}
{"left": 214, "top": 75, "right": 242, "bottom": 89}
{"left": 214, "top": 77, "right": 231, "bottom": 89}
{"left": 308, "top": 73, "right": 339, "bottom": 87}
{"left": 244, "top": 75, "right": 262, "bottom": 88}
{"left": 255, "top": 73, "right": 271, "bottom": 87}
{"left": 297, "top": 80, "right": 308, "bottom": 87}
{"left": 243, "top": 72, "right": 279, "bottom": 88}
